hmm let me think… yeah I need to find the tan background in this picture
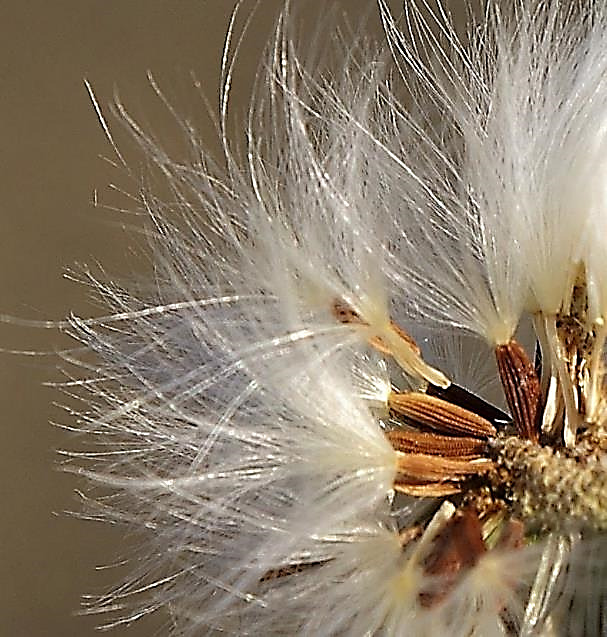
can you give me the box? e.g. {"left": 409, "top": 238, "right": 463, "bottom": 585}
{"left": 0, "top": 1, "right": 466, "bottom": 635}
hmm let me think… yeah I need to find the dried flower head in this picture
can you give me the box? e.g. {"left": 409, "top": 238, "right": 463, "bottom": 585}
{"left": 64, "top": 1, "right": 607, "bottom": 635}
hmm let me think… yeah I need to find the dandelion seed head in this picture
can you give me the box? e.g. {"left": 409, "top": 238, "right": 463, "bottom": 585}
{"left": 63, "top": 1, "right": 607, "bottom": 634}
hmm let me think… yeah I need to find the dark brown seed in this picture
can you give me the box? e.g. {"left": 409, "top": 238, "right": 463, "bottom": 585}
{"left": 386, "top": 429, "right": 488, "bottom": 458}
{"left": 495, "top": 340, "right": 541, "bottom": 442}
{"left": 395, "top": 452, "right": 493, "bottom": 482}
{"left": 420, "top": 509, "right": 486, "bottom": 607}
{"left": 393, "top": 452, "right": 493, "bottom": 497}
{"left": 388, "top": 391, "right": 497, "bottom": 438}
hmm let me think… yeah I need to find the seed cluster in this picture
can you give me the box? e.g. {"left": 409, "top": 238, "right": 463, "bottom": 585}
{"left": 332, "top": 285, "right": 607, "bottom": 601}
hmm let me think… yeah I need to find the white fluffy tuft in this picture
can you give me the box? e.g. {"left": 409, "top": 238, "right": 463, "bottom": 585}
{"left": 379, "top": 1, "right": 607, "bottom": 343}
{"left": 61, "top": 1, "right": 607, "bottom": 635}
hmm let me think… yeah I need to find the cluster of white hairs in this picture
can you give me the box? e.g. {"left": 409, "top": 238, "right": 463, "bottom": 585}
{"left": 64, "top": 1, "right": 607, "bottom": 635}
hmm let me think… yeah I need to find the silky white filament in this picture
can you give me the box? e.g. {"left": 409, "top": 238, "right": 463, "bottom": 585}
{"left": 62, "top": 2, "right": 607, "bottom": 635}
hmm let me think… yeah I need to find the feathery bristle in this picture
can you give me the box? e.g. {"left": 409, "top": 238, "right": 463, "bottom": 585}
{"left": 62, "top": 1, "right": 607, "bottom": 634}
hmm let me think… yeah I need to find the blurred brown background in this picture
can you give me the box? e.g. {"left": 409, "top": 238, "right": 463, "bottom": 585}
{"left": 1, "top": 1, "right": 410, "bottom": 635}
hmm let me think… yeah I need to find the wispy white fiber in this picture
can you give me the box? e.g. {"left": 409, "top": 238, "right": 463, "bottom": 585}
{"left": 61, "top": 1, "right": 607, "bottom": 635}
{"left": 379, "top": 1, "right": 607, "bottom": 344}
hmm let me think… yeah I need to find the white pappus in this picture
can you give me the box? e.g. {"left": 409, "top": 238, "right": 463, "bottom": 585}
{"left": 63, "top": 1, "right": 607, "bottom": 635}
